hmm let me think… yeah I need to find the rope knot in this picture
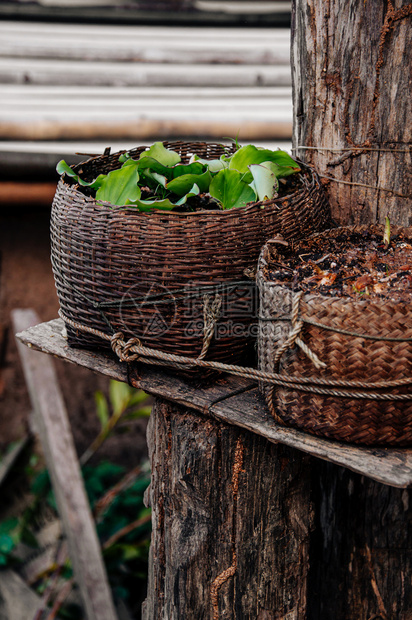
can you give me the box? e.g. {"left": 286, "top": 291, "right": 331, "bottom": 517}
{"left": 110, "top": 332, "right": 142, "bottom": 362}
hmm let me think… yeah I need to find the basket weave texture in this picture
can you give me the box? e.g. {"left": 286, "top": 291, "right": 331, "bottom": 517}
{"left": 51, "top": 141, "right": 331, "bottom": 366}
{"left": 258, "top": 225, "right": 412, "bottom": 446}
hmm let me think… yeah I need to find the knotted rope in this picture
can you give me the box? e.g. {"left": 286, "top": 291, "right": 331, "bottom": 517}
{"left": 59, "top": 309, "right": 412, "bottom": 401}
{"left": 272, "top": 291, "right": 326, "bottom": 371}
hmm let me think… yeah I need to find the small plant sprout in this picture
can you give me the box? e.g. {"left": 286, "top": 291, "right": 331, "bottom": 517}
{"left": 383, "top": 216, "right": 391, "bottom": 249}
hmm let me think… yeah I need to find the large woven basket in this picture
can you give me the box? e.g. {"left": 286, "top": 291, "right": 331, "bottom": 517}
{"left": 258, "top": 225, "right": 412, "bottom": 446}
{"left": 51, "top": 140, "right": 331, "bottom": 368}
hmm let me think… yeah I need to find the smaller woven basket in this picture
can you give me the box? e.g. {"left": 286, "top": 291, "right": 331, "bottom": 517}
{"left": 51, "top": 141, "right": 331, "bottom": 371}
{"left": 258, "top": 225, "right": 412, "bottom": 446}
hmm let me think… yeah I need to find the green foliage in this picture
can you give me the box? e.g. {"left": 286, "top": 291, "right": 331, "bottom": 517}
{"left": 0, "top": 379, "right": 152, "bottom": 617}
{"left": 95, "top": 162, "right": 141, "bottom": 206}
{"left": 248, "top": 163, "right": 280, "bottom": 201}
{"left": 209, "top": 169, "right": 256, "bottom": 210}
{"left": 228, "top": 144, "right": 300, "bottom": 177}
{"left": 57, "top": 140, "right": 301, "bottom": 213}
{"left": 0, "top": 518, "right": 20, "bottom": 566}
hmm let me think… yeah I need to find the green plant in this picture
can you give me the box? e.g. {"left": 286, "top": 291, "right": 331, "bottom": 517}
{"left": 57, "top": 141, "right": 300, "bottom": 212}
{"left": 0, "top": 380, "right": 152, "bottom": 618}
{"left": 383, "top": 215, "right": 391, "bottom": 248}
{"left": 80, "top": 380, "right": 151, "bottom": 466}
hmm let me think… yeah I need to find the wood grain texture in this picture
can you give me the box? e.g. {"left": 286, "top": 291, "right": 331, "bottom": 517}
{"left": 142, "top": 399, "right": 312, "bottom": 620}
{"left": 0, "top": 570, "right": 43, "bottom": 620}
{"left": 15, "top": 318, "right": 412, "bottom": 487}
{"left": 307, "top": 459, "right": 412, "bottom": 619}
{"left": 291, "top": 0, "right": 412, "bottom": 226}
{"left": 12, "top": 309, "right": 118, "bottom": 620}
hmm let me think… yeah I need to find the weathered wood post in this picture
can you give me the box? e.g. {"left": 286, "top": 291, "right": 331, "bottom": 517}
{"left": 142, "top": 399, "right": 313, "bottom": 619}
{"left": 292, "top": 0, "right": 412, "bottom": 226}
{"left": 292, "top": 1, "right": 412, "bottom": 616}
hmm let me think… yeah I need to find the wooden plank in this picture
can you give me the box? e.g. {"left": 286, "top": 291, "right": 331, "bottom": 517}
{"left": 12, "top": 310, "right": 118, "bottom": 620}
{"left": 0, "top": 570, "right": 44, "bottom": 620}
{"left": 0, "top": 3, "right": 291, "bottom": 27}
{"left": 0, "top": 57, "right": 291, "bottom": 87}
{"left": 16, "top": 318, "right": 412, "bottom": 488}
{"left": 0, "top": 182, "right": 56, "bottom": 205}
{"left": 0, "top": 22, "right": 290, "bottom": 65}
{"left": 0, "top": 84, "right": 292, "bottom": 140}
{"left": 0, "top": 436, "right": 30, "bottom": 488}
{"left": 0, "top": 118, "right": 292, "bottom": 142}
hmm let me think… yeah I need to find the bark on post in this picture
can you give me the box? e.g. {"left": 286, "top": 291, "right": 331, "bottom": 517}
{"left": 292, "top": 0, "right": 412, "bottom": 226}
{"left": 307, "top": 460, "right": 412, "bottom": 619}
{"left": 142, "top": 399, "right": 312, "bottom": 620}
{"left": 292, "top": 3, "right": 412, "bottom": 617}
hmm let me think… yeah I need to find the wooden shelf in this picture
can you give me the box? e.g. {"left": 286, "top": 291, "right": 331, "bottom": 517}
{"left": 16, "top": 318, "right": 412, "bottom": 488}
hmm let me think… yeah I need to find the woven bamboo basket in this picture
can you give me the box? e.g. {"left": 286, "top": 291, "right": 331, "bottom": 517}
{"left": 258, "top": 225, "right": 412, "bottom": 446}
{"left": 51, "top": 140, "right": 331, "bottom": 369}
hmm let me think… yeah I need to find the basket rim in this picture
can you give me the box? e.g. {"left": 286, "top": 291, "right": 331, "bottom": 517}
{"left": 56, "top": 144, "right": 317, "bottom": 219}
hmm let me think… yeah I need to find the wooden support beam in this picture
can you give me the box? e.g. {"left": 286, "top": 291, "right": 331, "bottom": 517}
{"left": 0, "top": 182, "right": 56, "bottom": 206}
{"left": 12, "top": 309, "right": 118, "bottom": 620}
{"left": 142, "top": 398, "right": 311, "bottom": 619}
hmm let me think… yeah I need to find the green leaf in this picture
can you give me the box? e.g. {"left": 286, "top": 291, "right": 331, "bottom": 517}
{"left": 166, "top": 171, "right": 211, "bottom": 196}
{"left": 130, "top": 198, "right": 180, "bottom": 212}
{"left": 96, "top": 163, "right": 141, "bottom": 206}
{"left": 56, "top": 160, "right": 106, "bottom": 190}
{"left": 137, "top": 157, "right": 174, "bottom": 182}
{"left": 139, "top": 142, "right": 181, "bottom": 166}
{"left": 0, "top": 534, "right": 14, "bottom": 554}
{"left": 109, "top": 380, "right": 132, "bottom": 416}
{"left": 95, "top": 391, "right": 109, "bottom": 428}
{"left": 123, "top": 406, "right": 152, "bottom": 420}
{"left": 190, "top": 156, "right": 228, "bottom": 172}
{"left": 383, "top": 216, "right": 391, "bottom": 247}
{"left": 172, "top": 162, "right": 205, "bottom": 178}
{"left": 128, "top": 390, "right": 149, "bottom": 407}
{"left": 209, "top": 169, "right": 256, "bottom": 210}
{"left": 228, "top": 145, "right": 300, "bottom": 177}
{"left": 248, "top": 162, "right": 279, "bottom": 201}
{"left": 0, "top": 518, "right": 19, "bottom": 536}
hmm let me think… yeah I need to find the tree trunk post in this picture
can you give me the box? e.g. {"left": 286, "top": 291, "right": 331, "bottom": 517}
{"left": 142, "top": 399, "right": 313, "bottom": 620}
{"left": 292, "top": 2, "right": 412, "bottom": 617}
{"left": 292, "top": 0, "right": 412, "bottom": 226}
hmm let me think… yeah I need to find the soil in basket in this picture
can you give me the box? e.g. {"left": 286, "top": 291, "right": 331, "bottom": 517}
{"left": 267, "top": 228, "right": 412, "bottom": 302}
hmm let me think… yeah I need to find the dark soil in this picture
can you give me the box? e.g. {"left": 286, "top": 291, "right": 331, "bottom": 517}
{"left": 267, "top": 228, "right": 412, "bottom": 302}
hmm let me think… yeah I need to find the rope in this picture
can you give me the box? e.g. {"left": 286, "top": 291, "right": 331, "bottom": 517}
{"left": 260, "top": 314, "right": 412, "bottom": 343}
{"left": 272, "top": 292, "right": 326, "bottom": 371}
{"left": 295, "top": 145, "right": 412, "bottom": 154}
{"left": 292, "top": 145, "right": 412, "bottom": 198}
{"left": 198, "top": 294, "right": 222, "bottom": 360}
{"left": 59, "top": 311, "right": 412, "bottom": 401}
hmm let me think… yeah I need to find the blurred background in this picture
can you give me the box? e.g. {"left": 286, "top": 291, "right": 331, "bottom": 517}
{"left": 0, "top": 0, "right": 293, "bottom": 457}
{"left": 0, "top": 2, "right": 293, "bottom": 617}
